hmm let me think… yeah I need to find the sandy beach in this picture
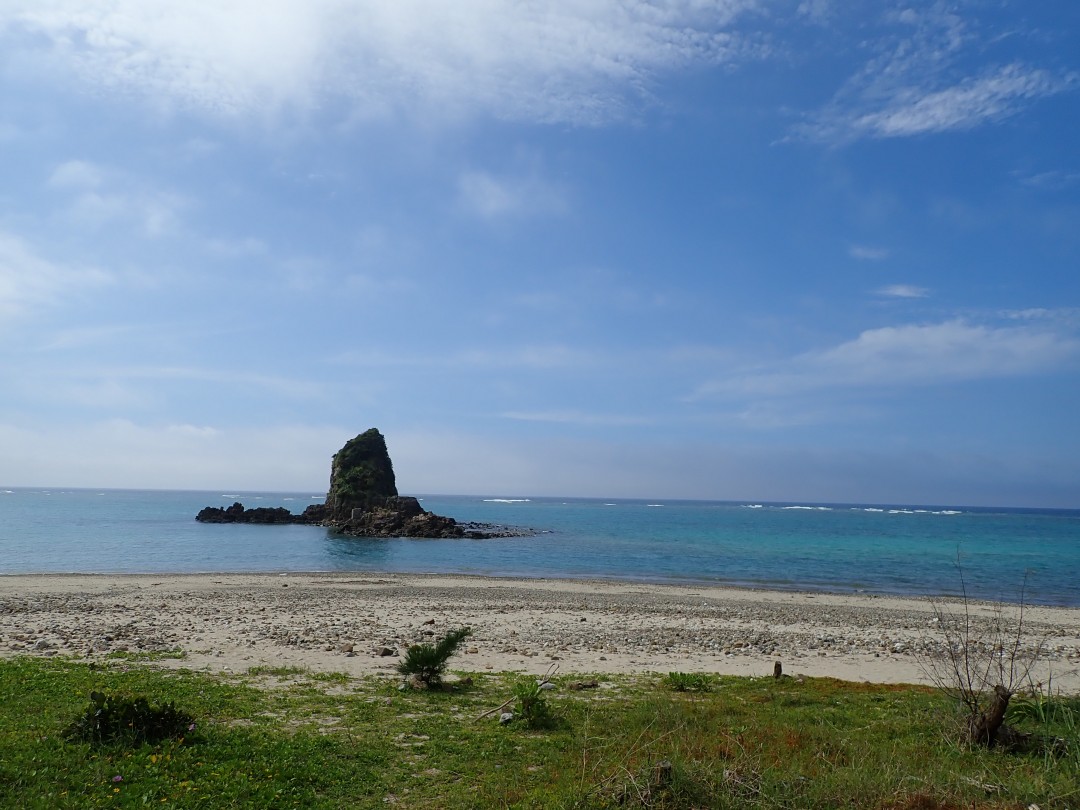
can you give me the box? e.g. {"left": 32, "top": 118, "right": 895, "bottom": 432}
{"left": 2, "top": 573, "right": 1079, "bottom": 692}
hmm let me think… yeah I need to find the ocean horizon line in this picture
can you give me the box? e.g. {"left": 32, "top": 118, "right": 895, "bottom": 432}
{"left": 3, "top": 485, "right": 1078, "bottom": 516}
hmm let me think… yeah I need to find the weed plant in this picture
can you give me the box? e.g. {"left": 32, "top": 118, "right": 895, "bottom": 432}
{"left": 665, "top": 671, "right": 715, "bottom": 692}
{"left": 397, "top": 626, "right": 471, "bottom": 687}
{"left": 64, "top": 691, "right": 195, "bottom": 746}
{"left": 511, "top": 677, "right": 555, "bottom": 729}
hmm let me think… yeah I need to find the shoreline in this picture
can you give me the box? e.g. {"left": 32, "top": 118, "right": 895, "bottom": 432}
{"left": 3, "top": 569, "right": 1073, "bottom": 610}
{"left": 3, "top": 572, "right": 1079, "bottom": 692}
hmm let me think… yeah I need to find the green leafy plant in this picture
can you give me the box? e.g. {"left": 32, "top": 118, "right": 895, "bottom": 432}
{"left": 397, "top": 627, "right": 471, "bottom": 687}
{"left": 63, "top": 690, "right": 195, "bottom": 746}
{"left": 1007, "top": 684, "right": 1080, "bottom": 765}
{"left": 512, "top": 677, "right": 554, "bottom": 729}
{"left": 665, "top": 671, "right": 714, "bottom": 692}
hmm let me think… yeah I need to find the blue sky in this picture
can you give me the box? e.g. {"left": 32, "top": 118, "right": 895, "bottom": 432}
{"left": 1, "top": 1, "right": 1078, "bottom": 506}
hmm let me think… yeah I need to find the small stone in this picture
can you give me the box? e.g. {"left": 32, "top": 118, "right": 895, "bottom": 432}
{"left": 499, "top": 712, "right": 514, "bottom": 725}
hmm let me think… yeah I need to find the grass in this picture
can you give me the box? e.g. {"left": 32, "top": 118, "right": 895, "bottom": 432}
{"left": 1, "top": 656, "right": 1077, "bottom": 808}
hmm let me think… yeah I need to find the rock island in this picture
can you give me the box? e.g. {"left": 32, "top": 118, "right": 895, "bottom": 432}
{"left": 196, "top": 428, "right": 527, "bottom": 539}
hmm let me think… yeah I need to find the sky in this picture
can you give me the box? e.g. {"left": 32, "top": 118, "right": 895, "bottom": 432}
{"left": 1, "top": 1, "right": 1078, "bottom": 507}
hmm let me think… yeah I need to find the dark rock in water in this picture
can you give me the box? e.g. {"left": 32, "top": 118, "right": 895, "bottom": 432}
{"left": 340, "top": 496, "right": 463, "bottom": 538}
{"left": 195, "top": 428, "right": 532, "bottom": 539}
{"left": 195, "top": 503, "right": 295, "bottom": 524}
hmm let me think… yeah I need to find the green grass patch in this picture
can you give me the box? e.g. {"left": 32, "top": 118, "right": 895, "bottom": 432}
{"left": 1, "top": 657, "right": 1077, "bottom": 808}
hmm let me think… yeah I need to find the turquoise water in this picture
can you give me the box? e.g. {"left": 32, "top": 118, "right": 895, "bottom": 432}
{"left": 1, "top": 488, "right": 1077, "bottom": 606}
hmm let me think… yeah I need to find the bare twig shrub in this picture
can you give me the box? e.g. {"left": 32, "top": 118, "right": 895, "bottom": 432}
{"left": 919, "top": 562, "right": 1047, "bottom": 748}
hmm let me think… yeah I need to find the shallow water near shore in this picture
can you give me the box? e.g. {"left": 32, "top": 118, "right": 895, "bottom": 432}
{"left": 1, "top": 488, "right": 1078, "bottom": 606}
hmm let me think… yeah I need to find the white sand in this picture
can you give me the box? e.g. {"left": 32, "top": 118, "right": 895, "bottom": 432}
{"left": 2, "top": 573, "right": 1079, "bottom": 691}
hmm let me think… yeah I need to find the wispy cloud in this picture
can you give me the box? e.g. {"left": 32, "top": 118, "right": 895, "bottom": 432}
{"left": 695, "top": 316, "right": 1080, "bottom": 399}
{"left": 849, "top": 245, "right": 889, "bottom": 261}
{"left": 1016, "top": 170, "right": 1080, "bottom": 191}
{"left": 48, "top": 159, "right": 105, "bottom": 189}
{"left": 457, "top": 169, "right": 567, "bottom": 220}
{"left": 47, "top": 159, "right": 187, "bottom": 237}
{"left": 0, "top": 230, "right": 112, "bottom": 319}
{"left": 848, "top": 64, "right": 1073, "bottom": 139}
{"left": 875, "top": 284, "right": 928, "bottom": 299}
{"left": 3, "top": 0, "right": 762, "bottom": 126}
{"left": 499, "top": 410, "right": 650, "bottom": 427}
{"left": 798, "top": 3, "right": 1077, "bottom": 144}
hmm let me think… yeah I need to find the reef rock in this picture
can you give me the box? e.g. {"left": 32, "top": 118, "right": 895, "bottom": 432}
{"left": 195, "top": 503, "right": 296, "bottom": 524}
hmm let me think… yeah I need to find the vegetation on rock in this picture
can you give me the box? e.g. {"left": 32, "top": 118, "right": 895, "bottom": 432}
{"left": 324, "top": 428, "right": 398, "bottom": 521}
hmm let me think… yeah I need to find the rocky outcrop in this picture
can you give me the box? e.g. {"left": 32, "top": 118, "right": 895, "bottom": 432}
{"left": 195, "top": 503, "right": 297, "bottom": 524}
{"left": 337, "top": 496, "right": 464, "bottom": 538}
{"left": 323, "top": 428, "right": 399, "bottom": 521}
{"left": 196, "top": 428, "right": 528, "bottom": 539}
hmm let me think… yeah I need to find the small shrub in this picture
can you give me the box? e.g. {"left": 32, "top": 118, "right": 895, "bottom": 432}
{"left": 64, "top": 691, "right": 195, "bottom": 746}
{"left": 397, "top": 627, "right": 471, "bottom": 687}
{"left": 919, "top": 563, "right": 1046, "bottom": 748}
{"left": 512, "top": 677, "right": 554, "bottom": 729}
{"left": 665, "top": 672, "right": 714, "bottom": 692}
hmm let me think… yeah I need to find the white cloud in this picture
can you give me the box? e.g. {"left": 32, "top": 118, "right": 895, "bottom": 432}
{"left": 499, "top": 410, "right": 650, "bottom": 427}
{"left": 696, "top": 317, "right": 1080, "bottom": 398}
{"left": 850, "top": 64, "right": 1073, "bottom": 138}
{"left": 46, "top": 161, "right": 188, "bottom": 237}
{"left": 205, "top": 236, "right": 268, "bottom": 257}
{"left": 875, "top": 284, "right": 928, "bottom": 299}
{"left": 797, "top": 2, "right": 1077, "bottom": 144}
{"left": 0, "top": 229, "right": 112, "bottom": 319}
{"left": 849, "top": 245, "right": 889, "bottom": 261}
{"left": 3, "top": 0, "right": 762, "bottom": 125}
{"left": 457, "top": 169, "right": 566, "bottom": 219}
{"left": 48, "top": 159, "right": 104, "bottom": 188}
{"left": 1016, "top": 170, "right": 1080, "bottom": 191}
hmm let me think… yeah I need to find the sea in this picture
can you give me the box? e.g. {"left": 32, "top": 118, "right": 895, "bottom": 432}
{"left": 1, "top": 488, "right": 1078, "bottom": 607}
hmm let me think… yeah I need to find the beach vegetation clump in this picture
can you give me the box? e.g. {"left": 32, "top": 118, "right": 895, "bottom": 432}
{"left": 397, "top": 626, "right": 471, "bottom": 687}
{"left": 1006, "top": 686, "right": 1080, "bottom": 766}
{"left": 511, "top": 673, "right": 560, "bottom": 729}
{"left": 63, "top": 690, "right": 195, "bottom": 746}
{"left": 665, "top": 671, "right": 715, "bottom": 692}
